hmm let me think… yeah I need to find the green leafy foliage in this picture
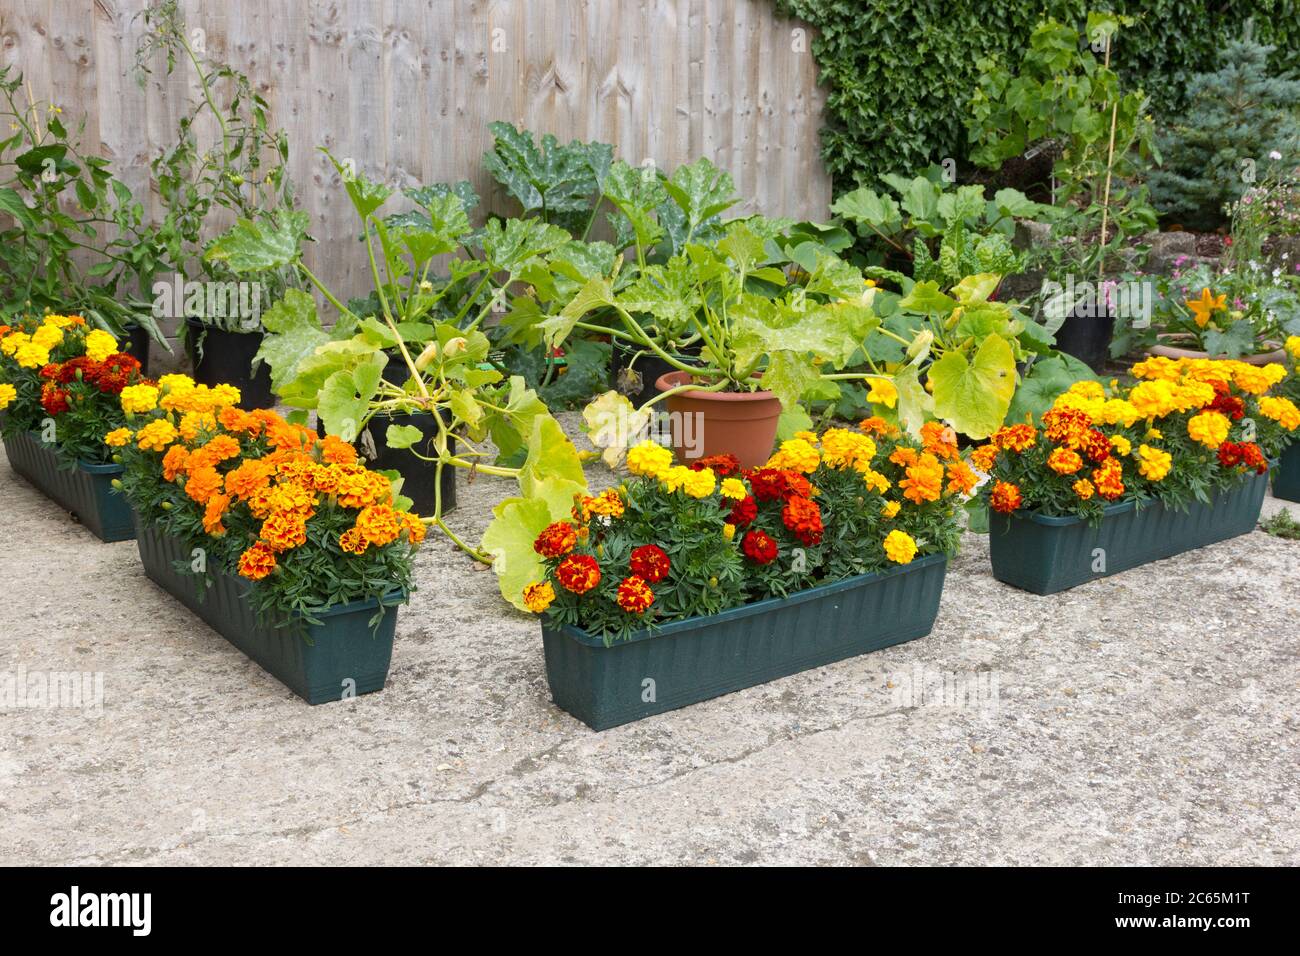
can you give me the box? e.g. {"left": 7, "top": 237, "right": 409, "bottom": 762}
{"left": 482, "top": 121, "right": 612, "bottom": 235}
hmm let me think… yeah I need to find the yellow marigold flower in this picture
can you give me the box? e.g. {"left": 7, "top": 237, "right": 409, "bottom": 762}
{"left": 860, "top": 467, "right": 891, "bottom": 495}
{"left": 0, "top": 382, "right": 16, "bottom": 410}
{"left": 104, "top": 428, "right": 132, "bottom": 447}
{"left": 720, "top": 477, "right": 748, "bottom": 500}
{"left": 1100, "top": 400, "right": 1141, "bottom": 428}
{"left": 681, "top": 466, "right": 716, "bottom": 499}
{"left": 1047, "top": 447, "right": 1084, "bottom": 475}
{"left": 866, "top": 377, "right": 899, "bottom": 409}
{"left": 883, "top": 529, "right": 917, "bottom": 564}
{"left": 1145, "top": 427, "right": 1163, "bottom": 441}
{"left": 211, "top": 383, "right": 242, "bottom": 408}
{"left": 120, "top": 383, "right": 160, "bottom": 415}
{"left": 1072, "top": 478, "right": 1095, "bottom": 500}
{"left": 14, "top": 341, "right": 51, "bottom": 368}
{"left": 136, "top": 419, "right": 178, "bottom": 452}
{"left": 722, "top": 522, "right": 736, "bottom": 541}
{"left": 1128, "top": 380, "right": 1177, "bottom": 419}
{"left": 1232, "top": 362, "right": 1286, "bottom": 396}
{"left": 1110, "top": 435, "right": 1132, "bottom": 456}
{"left": 766, "top": 438, "right": 820, "bottom": 474}
{"left": 1067, "top": 379, "right": 1105, "bottom": 401}
{"left": 821, "top": 428, "right": 876, "bottom": 469}
{"left": 1137, "top": 444, "right": 1172, "bottom": 481}
{"left": 523, "top": 581, "right": 556, "bottom": 614}
{"left": 1286, "top": 336, "right": 1300, "bottom": 361}
{"left": 1187, "top": 411, "right": 1230, "bottom": 449}
{"left": 1259, "top": 396, "right": 1300, "bottom": 431}
{"left": 882, "top": 500, "right": 901, "bottom": 519}
{"left": 1171, "top": 381, "right": 1216, "bottom": 412}
{"left": 83, "top": 329, "right": 117, "bottom": 362}
{"left": 178, "top": 410, "right": 219, "bottom": 443}
{"left": 0, "top": 332, "right": 25, "bottom": 356}
{"left": 793, "top": 430, "right": 819, "bottom": 444}
{"left": 659, "top": 464, "right": 692, "bottom": 494}
{"left": 31, "top": 323, "right": 63, "bottom": 350}
{"left": 626, "top": 440, "right": 674, "bottom": 478}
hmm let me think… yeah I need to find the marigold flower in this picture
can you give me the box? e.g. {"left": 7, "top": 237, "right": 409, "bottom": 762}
{"left": 681, "top": 466, "right": 716, "bottom": 499}
{"left": 555, "top": 554, "right": 601, "bottom": 594}
{"left": 728, "top": 494, "right": 758, "bottom": 527}
{"left": 522, "top": 581, "right": 556, "bottom": 613}
{"left": 723, "top": 522, "right": 736, "bottom": 541}
{"left": 319, "top": 434, "right": 357, "bottom": 465}
{"left": 225, "top": 458, "right": 274, "bottom": 499}
{"left": 992, "top": 424, "right": 1037, "bottom": 453}
{"left": 1231, "top": 363, "right": 1285, "bottom": 396}
{"left": 616, "top": 575, "right": 655, "bottom": 614}
{"left": 969, "top": 443, "right": 999, "bottom": 473}
{"left": 882, "top": 500, "right": 900, "bottom": 519}
{"left": 1110, "top": 435, "right": 1132, "bottom": 456}
{"left": 355, "top": 504, "right": 403, "bottom": 547}
{"left": 534, "top": 521, "right": 578, "bottom": 558}
{"left": 218, "top": 406, "right": 263, "bottom": 436}
{"left": 202, "top": 492, "right": 230, "bottom": 536}
{"left": 720, "top": 477, "right": 748, "bottom": 500}
{"left": 919, "top": 421, "right": 958, "bottom": 460}
{"left": 747, "top": 468, "right": 808, "bottom": 502}
{"left": 629, "top": 544, "right": 671, "bottom": 583}
{"left": 900, "top": 453, "right": 944, "bottom": 504}
{"left": 584, "top": 488, "right": 625, "bottom": 518}
{"left": 104, "top": 427, "right": 132, "bottom": 448}
{"left": 1072, "top": 478, "right": 1094, "bottom": 500}
{"left": 162, "top": 444, "right": 190, "bottom": 481}
{"left": 882, "top": 529, "right": 917, "bottom": 564}
{"left": 859, "top": 467, "right": 891, "bottom": 495}
{"left": 339, "top": 528, "right": 368, "bottom": 555}
{"left": 989, "top": 480, "right": 1023, "bottom": 514}
{"left": 1187, "top": 411, "right": 1231, "bottom": 449}
{"left": 1259, "top": 396, "right": 1300, "bottom": 431}
{"left": 945, "top": 460, "right": 978, "bottom": 495}
{"left": 741, "top": 529, "right": 778, "bottom": 565}
{"left": 859, "top": 416, "right": 897, "bottom": 437}
{"left": 690, "top": 453, "right": 740, "bottom": 476}
{"left": 0, "top": 383, "right": 15, "bottom": 410}
{"left": 1092, "top": 457, "right": 1125, "bottom": 500}
{"left": 782, "top": 495, "right": 824, "bottom": 546}
{"left": 626, "top": 440, "right": 674, "bottom": 478}
{"left": 120, "top": 383, "right": 160, "bottom": 415}
{"left": 183, "top": 465, "right": 223, "bottom": 504}
{"left": 39, "top": 383, "right": 70, "bottom": 415}
{"left": 261, "top": 511, "right": 309, "bottom": 553}
{"left": 1047, "top": 447, "right": 1084, "bottom": 475}
{"left": 136, "top": 419, "right": 179, "bottom": 452}
{"left": 237, "top": 543, "right": 277, "bottom": 581}
{"left": 821, "top": 428, "right": 877, "bottom": 469}
{"left": 83, "top": 329, "right": 117, "bottom": 363}
{"left": 766, "top": 438, "right": 820, "bottom": 474}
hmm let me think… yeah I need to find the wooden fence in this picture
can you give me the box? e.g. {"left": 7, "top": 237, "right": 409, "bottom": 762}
{"left": 2, "top": 0, "right": 830, "bottom": 299}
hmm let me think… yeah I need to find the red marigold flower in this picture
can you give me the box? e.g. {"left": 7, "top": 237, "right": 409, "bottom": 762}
{"left": 1081, "top": 429, "right": 1113, "bottom": 463}
{"left": 39, "top": 363, "right": 62, "bottom": 380}
{"left": 629, "top": 544, "right": 671, "bottom": 583}
{"left": 727, "top": 494, "right": 758, "bottom": 527}
{"left": 741, "top": 529, "right": 779, "bottom": 565}
{"left": 616, "top": 575, "right": 655, "bottom": 614}
{"left": 533, "top": 520, "right": 578, "bottom": 558}
{"left": 746, "top": 467, "right": 811, "bottom": 502}
{"left": 1218, "top": 441, "right": 1244, "bottom": 469}
{"left": 1207, "top": 391, "right": 1246, "bottom": 420}
{"left": 691, "top": 453, "right": 740, "bottom": 476}
{"left": 39, "top": 383, "right": 70, "bottom": 415}
{"left": 989, "top": 480, "right": 1023, "bottom": 514}
{"left": 782, "top": 495, "right": 824, "bottom": 546}
{"left": 555, "top": 554, "right": 601, "bottom": 594}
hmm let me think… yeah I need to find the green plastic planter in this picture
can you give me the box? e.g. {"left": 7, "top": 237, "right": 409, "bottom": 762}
{"left": 1272, "top": 442, "right": 1300, "bottom": 503}
{"left": 136, "top": 522, "right": 401, "bottom": 704}
{"left": 541, "top": 553, "right": 949, "bottom": 731}
{"left": 989, "top": 470, "right": 1269, "bottom": 595}
{"left": 2, "top": 430, "right": 135, "bottom": 542}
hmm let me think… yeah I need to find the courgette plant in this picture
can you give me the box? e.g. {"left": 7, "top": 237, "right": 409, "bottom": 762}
{"left": 205, "top": 151, "right": 593, "bottom": 573}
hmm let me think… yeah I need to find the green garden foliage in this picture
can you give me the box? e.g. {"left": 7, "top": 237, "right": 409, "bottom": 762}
{"left": 1148, "top": 37, "right": 1300, "bottom": 230}
{"left": 774, "top": 0, "right": 1298, "bottom": 192}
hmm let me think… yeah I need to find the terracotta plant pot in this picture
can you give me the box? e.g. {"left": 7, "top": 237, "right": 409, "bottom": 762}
{"left": 654, "top": 370, "right": 781, "bottom": 469}
{"left": 1147, "top": 333, "right": 1286, "bottom": 366}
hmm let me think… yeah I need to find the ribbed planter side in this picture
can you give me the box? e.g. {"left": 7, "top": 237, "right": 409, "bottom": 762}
{"left": 989, "top": 471, "right": 1269, "bottom": 595}
{"left": 136, "top": 523, "right": 398, "bottom": 704}
{"left": 2, "top": 430, "right": 134, "bottom": 542}
{"left": 542, "top": 553, "right": 948, "bottom": 730}
{"left": 1272, "top": 442, "right": 1300, "bottom": 503}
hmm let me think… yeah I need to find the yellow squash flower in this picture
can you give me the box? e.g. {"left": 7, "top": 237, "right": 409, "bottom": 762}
{"left": 1184, "top": 287, "right": 1226, "bottom": 328}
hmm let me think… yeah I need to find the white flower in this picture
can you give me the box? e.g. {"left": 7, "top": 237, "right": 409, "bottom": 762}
{"left": 1269, "top": 150, "right": 1283, "bottom": 161}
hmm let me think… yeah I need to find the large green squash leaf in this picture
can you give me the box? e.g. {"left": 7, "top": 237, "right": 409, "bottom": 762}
{"left": 928, "top": 334, "right": 1017, "bottom": 438}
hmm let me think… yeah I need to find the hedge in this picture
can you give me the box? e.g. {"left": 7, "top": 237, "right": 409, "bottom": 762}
{"left": 775, "top": 0, "right": 1299, "bottom": 193}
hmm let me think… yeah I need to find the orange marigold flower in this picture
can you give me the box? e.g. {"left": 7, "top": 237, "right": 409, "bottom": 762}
{"left": 267, "top": 482, "right": 318, "bottom": 518}
{"left": 990, "top": 480, "right": 1023, "bottom": 514}
{"left": 534, "top": 521, "right": 578, "bottom": 558}
{"left": 1042, "top": 407, "right": 1093, "bottom": 448}
{"left": 920, "top": 421, "right": 959, "bottom": 460}
{"left": 582, "top": 489, "right": 625, "bottom": 519}
{"left": 1072, "top": 478, "right": 1095, "bottom": 500}
{"left": 859, "top": 415, "right": 898, "bottom": 437}
{"left": 336, "top": 470, "right": 389, "bottom": 509}
{"left": 162, "top": 444, "right": 190, "bottom": 482}
{"left": 202, "top": 492, "right": 230, "bottom": 536}
{"left": 184, "top": 466, "right": 224, "bottom": 505}
{"left": 1092, "top": 457, "right": 1125, "bottom": 500}
{"left": 260, "top": 511, "right": 309, "bottom": 553}
{"left": 555, "top": 554, "right": 601, "bottom": 594}
{"left": 1047, "top": 447, "right": 1084, "bottom": 475}
{"left": 339, "top": 528, "right": 368, "bottom": 555}
{"left": 782, "top": 495, "right": 824, "bottom": 546}
{"left": 889, "top": 446, "right": 919, "bottom": 468}
{"left": 177, "top": 410, "right": 218, "bottom": 443}
{"left": 945, "top": 460, "right": 978, "bottom": 495}
{"left": 218, "top": 406, "right": 263, "bottom": 435}
{"left": 969, "top": 443, "right": 999, "bottom": 473}
{"left": 355, "top": 504, "right": 402, "bottom": 547}
{"left": 401, "top": 512, "right": 426, "bottom": 545}
{"left": 225, "top": 458, "right": 274, "bottom": 500}
{"left": 191, "top": 434, "right": 241, "bottom": 469}
{"left": 307, "top": 463, "right": 341, "bottom": 494}
{"left": 992, "top": 424, "right": 1037, "bottom": 453}
{"left": 319, "top": 434, "right": 357, "bottom": 465}
{"left": 900, "top": 452, "right": 944, "bottom": 504}
{"left": 616, "top": 575, "right": 655, "bottom": 614}
{"left": 237, "top": 543, "right": 277, "bottom": 581}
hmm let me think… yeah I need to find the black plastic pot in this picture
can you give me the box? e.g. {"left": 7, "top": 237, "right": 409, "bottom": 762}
{"left": 610, "top": 342, "right": 700, "bottom": 409}
{"left": 122, "top": 323, "right": 152, "bottom": 376}
{"left": 316, "top": 410, "right": 456, "bottom": 517}
{"left": 184, "top": 317, "right": 275, "bottom": 410}
{"left": 1053, "top": 302, "right": 1115, "bottom": 374}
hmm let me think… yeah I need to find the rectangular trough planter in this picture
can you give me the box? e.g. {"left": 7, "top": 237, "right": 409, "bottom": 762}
{"left": 1272, "top": 442, "right": 1300, "bottom": 503}
{"left": 2, "top": 429, "right": 135, "bottom": 542}
{"left": 136, "top": 522, "right": 399, "bottom": 704}
{"left": 542, "top": 553, "right": 949, "bottom": 731}
{"left": 989, "top": 470, "right": 1269, "bottom": 595}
